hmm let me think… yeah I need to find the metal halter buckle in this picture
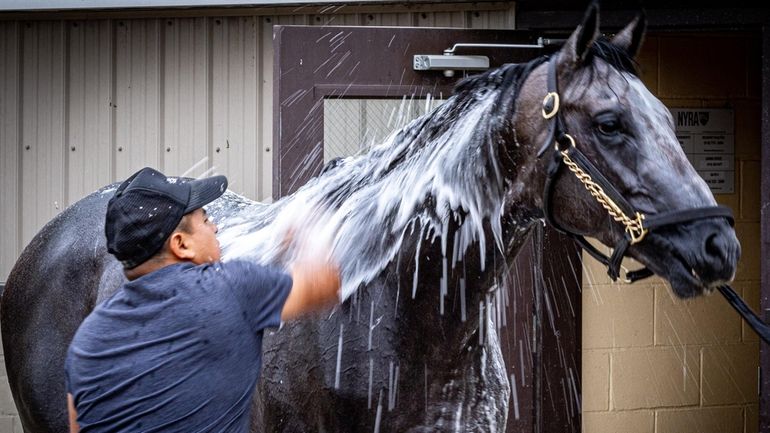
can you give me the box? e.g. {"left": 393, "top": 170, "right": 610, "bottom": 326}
{"left": 542, "top": 92, "right": 560, "bottom": 119}
{"left": 626, "top": 212, "right": 648, "bottom": 245}
{"left": 555, "top": 133, "right": 576, "bottom": 152}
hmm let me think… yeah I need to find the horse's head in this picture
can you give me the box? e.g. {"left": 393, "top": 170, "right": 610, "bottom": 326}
{"left": 515, "top": 3, "right": 740, "bottom": 298}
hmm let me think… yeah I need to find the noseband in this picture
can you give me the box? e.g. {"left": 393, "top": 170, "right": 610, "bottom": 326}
{"left": 534, "top": 56, "right": 770, "bottom": 344}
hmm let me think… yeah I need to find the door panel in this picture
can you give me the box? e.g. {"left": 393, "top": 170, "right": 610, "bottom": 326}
{"left": 273, "top": 25, "right": 581, "bottom": 432}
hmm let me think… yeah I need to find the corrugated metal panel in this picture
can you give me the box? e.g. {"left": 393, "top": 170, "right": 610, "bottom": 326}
{"left": 162, "top": 17, "right": 210, "bottom": 178}
{"left": 0, "top": 3, "right": 517, "bottom": 282}
{"left": 470, "top": 8, "right": 515, "bottom": 29}
{"left": 417, "top": 10, "right": 467, "bottom": 27}
{"left": 0, "top": 21, "right": 20, "bottom": 279}
{"left": 115, "top": 18, "right": 162, "bottom": 180}
{"left": 20, "top": 21, "right": 67, "bottom": 247}
{"left": 67, "top": 19, "right": 114, "bottom": 201}
{"left": 365, "top": 12, "right": 413, "bottom": 26}
{"left": 211, "top": 16, "right": 260, "bottom": 199}
{"left": 256, "top": 14, "right": 309, "bottom": 200}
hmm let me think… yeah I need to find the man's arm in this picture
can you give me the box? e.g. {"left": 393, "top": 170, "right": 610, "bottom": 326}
{"left": 67, "top": 393, "right": 80, "bottom": 433}
{"left": 280, "top": 259, "right": 340, "bottom": 321}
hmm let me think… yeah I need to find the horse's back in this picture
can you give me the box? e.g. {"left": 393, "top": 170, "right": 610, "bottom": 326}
{"left": 1, "top": 185, "right": 125, "bottom": 432}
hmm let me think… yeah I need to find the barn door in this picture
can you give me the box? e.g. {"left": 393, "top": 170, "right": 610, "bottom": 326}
{"left": 272, "top": 25, "right": 581, "bottom": 433}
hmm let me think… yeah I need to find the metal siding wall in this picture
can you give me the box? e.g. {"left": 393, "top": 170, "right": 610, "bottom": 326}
{"left": 0, "top": 21, "right": 20, "bottom": 280}
{"left": 0, "top": 5, "right": 517, "bottom": 426}
{"left": 67, "top": 20, "right": 114, "bottom": 201}
{"left": 211, "top": 16, "right": 260, "bottom": 199}
{"left": 20, "top": 21, "right": 66, "bottom": 248}
{"left": 0, "top": 4, "right": 516, "bottom": 280}
{"left": 365, "top": 12, "right": 413, "bottom": 26}
{"left": 115, "top": 18, "right": 161, "bottom": 180}
{"left": 471, "top": 8, "right": 516, "bottom": 29}
{"left": 162, "top": 17, "right": 209, "bottom": 178}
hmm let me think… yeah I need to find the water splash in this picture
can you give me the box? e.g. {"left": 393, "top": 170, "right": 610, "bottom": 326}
{"left": 217, "top": 85, "right": 509, "bottom": 302}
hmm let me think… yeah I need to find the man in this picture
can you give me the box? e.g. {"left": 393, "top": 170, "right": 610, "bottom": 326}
{"left": 65, "top": 167, "right": 341, "bottom": 432}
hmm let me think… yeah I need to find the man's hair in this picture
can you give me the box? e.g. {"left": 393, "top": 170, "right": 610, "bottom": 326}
{"left": 141, "top": 213, "right": 194, "bottom": 264}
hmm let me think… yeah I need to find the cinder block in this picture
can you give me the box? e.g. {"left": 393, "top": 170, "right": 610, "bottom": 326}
{"left": 734, "top": 222, "right": 760, "bottom": 281}
{"left": 660, "top": 98, "right": 703, "bottom": 107}
{"left": 733, "top": 100, "right": 761, "bottom": 162}
{"left": 581, "top": 240, "right": 614, "bottom": 286}
{"left": 582, "top": 282, "right": 654, "bottom": 349}
{"left": 658, "top": 35, "right": 747, "bottom": 98}
{"left": 740, "top": 160, "right": 760, "bottom": 222}
{"left": 656, "top": 406, "right": 743, "bottom": 433}
{"left": 714, "top": 192, "right": 741, "bottom": 216}
{"left": 701, "top": 343, "right": 759, "bottom": 406}
{"left": 582, "top": 350, "right": 609, "bottom": 411}
{"left": 581, "top": 240, "right": 665, "bottom": 287}
{"left": 0, "top": 377, "right": 16, "bottom": 416}
{"left": 14, "top": 417, "right": 22, "bottom": 433}
{"left": 582, "top": 410, "right": 653, "bottom": 433}
{"left": 636, "top": 35, "right": 659, "bottom": 93}
{"left": 654, "top": 285, "right": 741, "bottom": 346}
{"left": 611, "top": 347, "right": 699, "bottom": 409}
{"left": 739, "top": 282, "right": 760, "bottom": 342}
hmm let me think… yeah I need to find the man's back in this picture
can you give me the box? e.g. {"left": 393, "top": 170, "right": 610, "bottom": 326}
{"left": 66, "top": 260, "right": 291, "bottom": 433}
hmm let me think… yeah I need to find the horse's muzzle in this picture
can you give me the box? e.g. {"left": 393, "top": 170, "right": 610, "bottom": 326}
{"left": 640, "top": 218, "right": 740, "bottom": 298}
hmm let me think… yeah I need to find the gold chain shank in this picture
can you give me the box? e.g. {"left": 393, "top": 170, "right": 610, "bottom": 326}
{"left": 560, "top": 149, "right": 648, "bottom": 244}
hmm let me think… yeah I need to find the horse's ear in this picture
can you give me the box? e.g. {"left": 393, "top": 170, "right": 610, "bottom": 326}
{"left": 560, "top": 1, "right": 600, "bottom": 66}
{"left": 611, "top": 12, "right": 647, "bottom": 59}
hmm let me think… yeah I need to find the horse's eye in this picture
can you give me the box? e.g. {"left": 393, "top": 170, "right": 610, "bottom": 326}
{"left": 596, "top": 115, "right": 622, "bottom": 136}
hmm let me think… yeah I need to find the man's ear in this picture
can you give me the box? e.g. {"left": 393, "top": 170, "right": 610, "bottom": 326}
{"left": 167, "top": 231, "right": 194, "bottom": 260}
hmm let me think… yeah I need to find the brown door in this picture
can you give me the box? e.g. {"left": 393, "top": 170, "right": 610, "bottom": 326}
{"left": 272, "top": 25, "right": 581, "bottom": 433}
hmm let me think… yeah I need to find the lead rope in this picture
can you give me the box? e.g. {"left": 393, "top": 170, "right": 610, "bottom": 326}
{"left": 536, "top": 56, "right": 770, "bottom": 344}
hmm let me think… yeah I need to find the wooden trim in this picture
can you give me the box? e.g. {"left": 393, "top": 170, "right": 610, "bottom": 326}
{"left": 516, "top": 7, "right": 770, "bottom": 32}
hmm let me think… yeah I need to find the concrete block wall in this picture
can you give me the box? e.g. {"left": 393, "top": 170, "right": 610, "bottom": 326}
{"left": 582, "top": 32, "right": 761, "bottom": 433}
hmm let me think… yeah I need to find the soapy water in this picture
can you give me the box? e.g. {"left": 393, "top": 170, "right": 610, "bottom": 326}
{"left": 214, "top": 84, "right": 510, "bottom": 302}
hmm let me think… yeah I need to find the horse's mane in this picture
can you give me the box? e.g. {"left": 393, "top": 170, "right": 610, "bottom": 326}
{"left": 588, "top": 37, "right": 639, "bottom": 76}
{"left": 218, "top": 37, "right": 639, "bottom": 299}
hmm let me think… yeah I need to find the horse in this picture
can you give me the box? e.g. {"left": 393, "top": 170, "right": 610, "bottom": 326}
{"left": 1, "top": 4, "right": 740, "bottom": 432}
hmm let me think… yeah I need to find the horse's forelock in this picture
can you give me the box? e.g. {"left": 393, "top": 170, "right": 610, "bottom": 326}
{"left": 587, "top": 37, "right": 639, "bottom": 76}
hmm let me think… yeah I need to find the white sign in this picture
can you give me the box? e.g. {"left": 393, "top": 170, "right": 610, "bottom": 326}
{"left": 670, "top": 108, "right": 735, "bottom": 194}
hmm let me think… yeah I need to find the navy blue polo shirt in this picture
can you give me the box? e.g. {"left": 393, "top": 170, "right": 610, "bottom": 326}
{"left": 65, "top": 260, "right": 292, "bottom": 433}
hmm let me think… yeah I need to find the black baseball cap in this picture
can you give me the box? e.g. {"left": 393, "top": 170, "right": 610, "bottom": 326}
{"left": 105, "top": 167, "right": 228, "bottom": 269}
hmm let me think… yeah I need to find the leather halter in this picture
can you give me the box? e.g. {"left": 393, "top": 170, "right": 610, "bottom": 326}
{"left": 534, "top": 56, "right": 770, "bottom": 344}
{"left": 537, "top": 56, "right": 734, "bottom": 283}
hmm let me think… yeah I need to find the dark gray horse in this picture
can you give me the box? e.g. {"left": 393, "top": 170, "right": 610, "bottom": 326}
{"left": 2, "top": 5, "right": 739, "bottom": 432}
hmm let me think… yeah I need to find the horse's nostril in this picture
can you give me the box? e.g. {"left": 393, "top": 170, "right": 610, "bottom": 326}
{"left": 704, "top": 232, "right": 726, "bottom": 261}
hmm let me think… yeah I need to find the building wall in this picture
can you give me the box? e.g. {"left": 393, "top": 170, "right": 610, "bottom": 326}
{"left": 0, "top": 3, "right": 517, "bottom": 282}
{"left": 0, "top": 7, "right": 763, "bottom": 433}
{"left": 582, "top": 32, "right": 761, "bottom": 433}
{"left": 0, "top": 3, "right": 515, "bottom": 431}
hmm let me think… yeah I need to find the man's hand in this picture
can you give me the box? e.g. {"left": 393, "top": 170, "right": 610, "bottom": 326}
{"left": 280, "top": 256, "right": 341, "bottom": 321}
